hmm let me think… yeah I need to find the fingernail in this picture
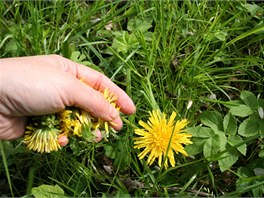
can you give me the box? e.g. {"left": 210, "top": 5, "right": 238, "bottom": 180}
{"left": 109, "top": 105, "right": 119, "bottom": 120}
{"left": 58, "top": 135, "right": 69, "bottom": 146}
{"left": 93, "top": 129, "right": 102, "bottom": 142}
{"left": 110, "top": 116, "right": 122, "bottom": 131}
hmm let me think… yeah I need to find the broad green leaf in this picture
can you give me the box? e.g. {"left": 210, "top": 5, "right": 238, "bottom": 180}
{"left": 214, "top": 31, "right": 227, "bottom": 41}
{"left": 200, "top": 111, "right": 223, "bottom": 131}
{"left": 228, "top": 135, "right": 247, "bottom": 156}
{"left": 218, "top": 146, "right": 239, "bottom": 172}
{"left": 203, "top": 138, "right": 213, "bottom": 159}
{"left": 186, "top": 126, "right": 214, "bottom": 138}
{"left": 214, "top": 130, "right": 228, "bottom": 151}
{"left": 112, "top": 31, "right": 139, "bottom": 53}
{"left": 259, "top": 117, "right": 264, "bottom": 136}
{"left": 4, "top": 39, "right": 19, "bottom": 55}
{"left": 203, "top": 135, "right": 220, "bottom": 159}
{"left": 31, "top": 184, "right": 64, "bottom": 198}
{"left": 61, "top": 40, "right": 75, "bottom": 59}
{"left": 229, "top": 104, "right": 254, "bottom": 117}
{"left": 70, "top": 51, "right": 81, "bottom": 62}
{"left": 242, "top": 3, "right": 262, "bottom": 17}
{"left": 104, "top": 145, "right": 116, "bottom": 159}
{"left": 127, "top": 17, "right": 153, "bottom": 33}
{"left": 111, "top": 30, "right": 125, "bottom": 37}
{"left": 259, "top": 150, "right": 264, "bottom": 158}
{"left": 69, "top": 51, "right": 103, "bottom": 73}
{"left": 238, "top": 114, "right": 260, "bottom": 137}
{"left": 185, "top": 138, "right": 207, "bottom": 156}
{"left": 223, "top": 112, "right": 237, "bottom": 135}
{"left": 240, "top": 91, "right": 258, "bottom": 111}
{"left": 112, "top": 36, "right": 129, "bottom": 53}
{"left": 224, "top": 100, "right": 243, "bottom": 109}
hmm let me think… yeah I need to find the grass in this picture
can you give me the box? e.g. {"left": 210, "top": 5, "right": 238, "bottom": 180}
{"left": 0, "top": 0, "right": 264, "bottom": 197}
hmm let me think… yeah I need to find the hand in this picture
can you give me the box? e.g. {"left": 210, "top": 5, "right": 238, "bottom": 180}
{"left": 0, "top": 55, "right": 136, "bottom": 140}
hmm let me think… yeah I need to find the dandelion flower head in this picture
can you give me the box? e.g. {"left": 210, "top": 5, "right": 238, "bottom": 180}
{"left": 59, "top": 108, "right": 91, "bottom": 137}
{"left": 134, "top": 110, "right": 192, "bottom": 169}
{"left": 24, "top": 115, "right": 61, "bottom": 153}
{"left": 91, "top": 89, "right": 120, "bottom": 139}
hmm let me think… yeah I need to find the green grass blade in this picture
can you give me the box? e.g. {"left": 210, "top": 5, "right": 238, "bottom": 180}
{"left": 227, "top": 25, "right": 264, "bottom": 46}
{"left": 0, "top": 141, "right": 14, "bottom": 197}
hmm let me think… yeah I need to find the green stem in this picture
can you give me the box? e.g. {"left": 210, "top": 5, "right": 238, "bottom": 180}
{"left": 121, "top": 117, "right": 137, "bottom": 129}
{"left": 0, "top": 141, "right": 14, "bottom": 197}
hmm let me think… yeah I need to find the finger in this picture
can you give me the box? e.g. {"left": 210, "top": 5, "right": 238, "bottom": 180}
{"left": 64, "top": 78, "right": 122, "bottom": 129}
{"left": 79, "top": 66, "right": 136, "bottom": 115}
{"left": 61, "top": 58, "right": 136, "bottom": 115}
{"left": 93, "top": 129, "right": 103, "bottom": 142}
{"left": 32, "top": 54, "right": 135, "bottom": 115}
{"left": 58, "top": 135, "right": 69, "bottom": 146}
{"left": 111, "top": 115, "right": 123, "bottom": 131}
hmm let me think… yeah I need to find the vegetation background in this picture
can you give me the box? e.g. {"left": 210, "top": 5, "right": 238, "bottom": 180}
{"left": 0, "top": 0, "right": 263, "bottom": 197}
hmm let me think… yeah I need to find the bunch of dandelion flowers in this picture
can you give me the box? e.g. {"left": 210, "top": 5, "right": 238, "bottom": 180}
{"left": 134, "top": 110, "right": 193, "bottom": 169}
{"left": 24, "top": 89, "right": 120, "bottom": 153}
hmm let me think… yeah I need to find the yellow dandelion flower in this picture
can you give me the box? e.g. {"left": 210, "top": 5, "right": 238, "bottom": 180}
{"left": 72, "top": 119, "right": 82, "bottom": 136}
{"left": 59, "top": 109, "right": 73, "bottom": 136}
{"left": 24, "top": 127, "right": 61, "bottom": 153}
{"left": 76, "top": 110, "right": 91, "bottom": 125}
{"left": 134, "top": 110, "right": 192, "bottom": 169}
{"left": 79, "top": 81, "right": 120, "bottom": 137}
{"left": 59, "top": 108, "right": 92, "bottom": 137}
{"left": 103, "top": 89, "right": 119, "bottom": 109}
{"left": 92, "top": 89, "right": 120, "bottom": 139}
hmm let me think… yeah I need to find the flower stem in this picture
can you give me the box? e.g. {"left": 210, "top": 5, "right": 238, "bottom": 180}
{"left": 121, "top": 117, "right": 137, "bottom": 129}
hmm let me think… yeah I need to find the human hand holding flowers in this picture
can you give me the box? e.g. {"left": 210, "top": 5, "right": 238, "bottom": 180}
{"left": 0, "top": 55, "right": 136, "bottom": 141}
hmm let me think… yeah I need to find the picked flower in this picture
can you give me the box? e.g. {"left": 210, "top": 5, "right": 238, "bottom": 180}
{"left": 91, "top": 89, "right": 120, "bottom": 139}
{"left": 59, "top": 108, "right": 92, "bottom": 138}
{"left": 134, "top": 109, "right": 192, "bottom": 169}
{"left": 24, "top": 115, "right": 61, "bottom": 153}
{"left": 24, "top": 89, "right": 120, "bottom": 153}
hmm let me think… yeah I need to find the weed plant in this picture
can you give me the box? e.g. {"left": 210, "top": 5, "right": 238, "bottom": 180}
{"left": 0, "top": 0, "right": 263, "bottom": 197}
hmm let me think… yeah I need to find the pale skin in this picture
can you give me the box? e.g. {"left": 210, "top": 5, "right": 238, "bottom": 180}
{"left": 0, "top": 55, "right": 136, "bottom": 142}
